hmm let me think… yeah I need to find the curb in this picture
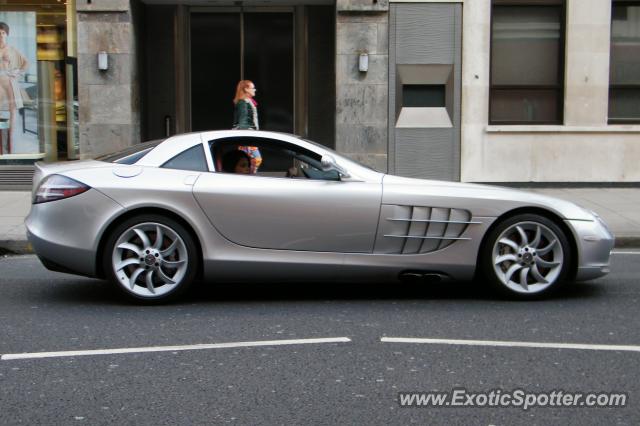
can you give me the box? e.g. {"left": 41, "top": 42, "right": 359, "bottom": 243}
{"left": 0, "top": 240, "right": 33, "bottom": 256}
{"left": 1, "top": 237, "right": 639, "bottom": 256}
{"left": 613, "top": 237, "right": 640, "bottom": 249}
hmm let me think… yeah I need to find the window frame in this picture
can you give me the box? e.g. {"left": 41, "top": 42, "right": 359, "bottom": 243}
{"left": 209, "top": 136, "right": 341, "bottom": 181}
{"left": 489, "top": 0, "right": 567, "bottom": 125}
{"left": 608, "top": 0, "right": 640, "bottom": 124}
{"left": 160, "top": 143, "right": 209, "bottom": 172}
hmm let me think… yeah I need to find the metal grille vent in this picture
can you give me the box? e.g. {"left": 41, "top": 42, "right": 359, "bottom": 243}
{"left": 383, "top": 205, "right": 478, "bottom": 254}
{"left": 0, "top": 166, "right": 35, "bottom": 190}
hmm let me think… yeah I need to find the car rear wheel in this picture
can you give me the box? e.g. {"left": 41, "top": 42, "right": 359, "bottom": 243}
{"left": 104, "top": 214, "right": 198, "bottom": 303}
{"left": 481, "top": 213, "right": 571, "bottom": 299}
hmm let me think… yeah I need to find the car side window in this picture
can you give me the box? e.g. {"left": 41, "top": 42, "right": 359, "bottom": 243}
{"left": 210, "top": 137, "right": 340, "bottom": 181}
{"left": 161, "top": 144, "right": 208, "bottom": 172}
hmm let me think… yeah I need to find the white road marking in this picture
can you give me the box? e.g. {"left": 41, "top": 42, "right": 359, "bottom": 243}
{"left": 1, "top": 337, "right": 352, "bottom": 361}
{"left": 611, "top": 251, "right": 640, "bottom": 255}
{"left": 381, "top": 337, "right": 640, "bottom": 352}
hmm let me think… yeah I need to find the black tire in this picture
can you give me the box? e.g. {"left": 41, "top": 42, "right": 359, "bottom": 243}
{"left": 103, "top": 214, "right": 198, "bottom": 303}
{"left": 480, "top": 213, "right": 572, "bottom": 299}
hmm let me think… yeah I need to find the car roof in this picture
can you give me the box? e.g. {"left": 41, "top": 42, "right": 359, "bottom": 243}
{"left": 134, "top": 130, "right": 382, "bottom": 181}
{"left": 136, "top": 131, "right": 320, "bottom": 167}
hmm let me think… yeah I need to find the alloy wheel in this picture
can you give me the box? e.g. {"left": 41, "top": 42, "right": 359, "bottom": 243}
{"left": 491, "top": 221, "right": 564, "bottom": 294}
{"left": 111, "top": 222, "right": 189, "bottom": 298}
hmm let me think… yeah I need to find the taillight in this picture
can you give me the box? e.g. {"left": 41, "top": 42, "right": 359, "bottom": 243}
{"left": 34, "top": 175, "right": 91, "bottom": 204}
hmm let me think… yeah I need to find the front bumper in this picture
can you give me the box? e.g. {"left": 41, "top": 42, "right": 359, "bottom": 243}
{"left": 567, "top": 218, "right": 615, "bottom": 281}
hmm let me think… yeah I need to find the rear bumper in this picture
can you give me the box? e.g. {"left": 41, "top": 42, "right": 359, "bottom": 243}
{"left": 25, "top": 189, "right": 124, "bottom": 278}
{"left": 27, "top": 229, "right": 96, "bottom": 277}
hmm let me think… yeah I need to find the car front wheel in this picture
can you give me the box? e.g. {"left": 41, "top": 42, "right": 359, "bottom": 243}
{"left": 104, "top": 214, "right": 198, "bottom": 303}
{"left": 481, "top": 213, "right": 571, "bottom": 299}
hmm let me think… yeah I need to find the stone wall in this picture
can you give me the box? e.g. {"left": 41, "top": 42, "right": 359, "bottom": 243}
{"left": 460, "top": 0, "right": 640, "bottom": 182}
{"left": 335, "top": 0, "right": 389, "bottom": 172}
{"left": 564, "top": 0, "right": 611, "bottom": 126}
{"left": 76, "top": 0, "right": 140, "bottom": 159}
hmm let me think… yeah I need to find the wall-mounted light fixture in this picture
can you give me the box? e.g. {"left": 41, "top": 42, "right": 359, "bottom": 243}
{"left": 97, "top": 51, "right": 108, "bottom": 71}
{"left": 359, "top": 52, "right": 369, "bottom": 72}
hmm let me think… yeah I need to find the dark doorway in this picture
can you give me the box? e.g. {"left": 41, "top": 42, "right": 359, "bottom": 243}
{"left": 190, "top": 11, "right": 294, "bottom": 133}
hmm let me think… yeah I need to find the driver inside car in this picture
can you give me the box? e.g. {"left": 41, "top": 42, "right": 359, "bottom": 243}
{"left": 222, "top": 149, "right": 252, "bottom": 174}
{"left": 285, "top": 159, "right": 304, "bottom": 178}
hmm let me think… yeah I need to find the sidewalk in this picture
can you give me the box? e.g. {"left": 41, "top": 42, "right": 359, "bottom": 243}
{"left": 1, "top": 187, "right": 639, "bottom": 254}
{"left": 0, "top": 191, "right": 31, "bottom": 254}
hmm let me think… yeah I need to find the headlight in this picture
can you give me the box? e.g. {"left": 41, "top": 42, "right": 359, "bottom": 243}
{"left": 589, "top": 210, "right": 612, "bottom": 235}
{"left": 34, "top": 175, "right": 91, "bottom": 204}
{"left": 588, "top": 209, "right": 601, "bottom": 219}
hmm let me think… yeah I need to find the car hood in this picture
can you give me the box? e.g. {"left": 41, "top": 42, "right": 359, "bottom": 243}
{"left": 381, "top": 175, "right": 594, "bottom": 221}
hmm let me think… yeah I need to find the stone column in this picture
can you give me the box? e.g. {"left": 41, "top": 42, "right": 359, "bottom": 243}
{"left": 76, "top": 0, "right": 141, "bottom": 159}
{"left": 335, "top": 0, "right": 389, "bottom": 172}
{"left": 460, "top": 0, "right": 491, "bottom": 182}
{"left": 564, "top": 0, "right": 612, "bottom": 126}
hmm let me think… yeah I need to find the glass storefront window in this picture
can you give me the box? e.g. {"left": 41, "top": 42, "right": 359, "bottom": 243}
{"left": 0, "top": 0, "right": 77, "bottom": 164}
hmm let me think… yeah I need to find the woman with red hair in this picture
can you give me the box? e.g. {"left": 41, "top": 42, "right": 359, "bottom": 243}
{"left": 233, "top": 80, "right": 258, "bottom": 130}
{"left": 232, "top": 80, "right": 261, "bottom": 172}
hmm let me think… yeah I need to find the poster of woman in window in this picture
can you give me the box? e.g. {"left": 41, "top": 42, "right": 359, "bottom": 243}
{"left": 0, "top": 12, "right": 37, "bottom": 156}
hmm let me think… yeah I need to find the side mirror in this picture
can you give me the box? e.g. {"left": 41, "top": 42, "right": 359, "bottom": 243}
{"left": 320, "top": 155, "right": 336, "bottom": 171}
{"left": 320, "top": 155, "right": 350, "bottom": 179}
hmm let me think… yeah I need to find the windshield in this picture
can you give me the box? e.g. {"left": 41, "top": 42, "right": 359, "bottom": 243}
{"left": 95, "top": 139, "right": 164, "bottom": 164}
{"left": 301, "top": 138, "right": 377, "bottom": 172}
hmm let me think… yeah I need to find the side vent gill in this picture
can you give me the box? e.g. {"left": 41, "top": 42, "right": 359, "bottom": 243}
{"left": 381, "top": 205, "right": 480, "bottom": 254}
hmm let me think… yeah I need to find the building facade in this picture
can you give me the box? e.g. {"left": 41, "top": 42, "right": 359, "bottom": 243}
{"left": 0, "top": 0, "right": 638, "bottom": 187}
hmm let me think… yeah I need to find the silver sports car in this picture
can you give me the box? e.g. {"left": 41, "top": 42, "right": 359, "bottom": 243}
{"left": 26, "top": 130, "right": 614, "bottom": 302}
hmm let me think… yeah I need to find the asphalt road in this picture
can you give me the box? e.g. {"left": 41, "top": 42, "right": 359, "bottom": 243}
{"left": 0, "top": 253, "right": 638, "bottom": 425}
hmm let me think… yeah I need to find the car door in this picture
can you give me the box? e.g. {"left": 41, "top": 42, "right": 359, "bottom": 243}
{"left": 192, "top": 136, "right": 383, "bottom": 253}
